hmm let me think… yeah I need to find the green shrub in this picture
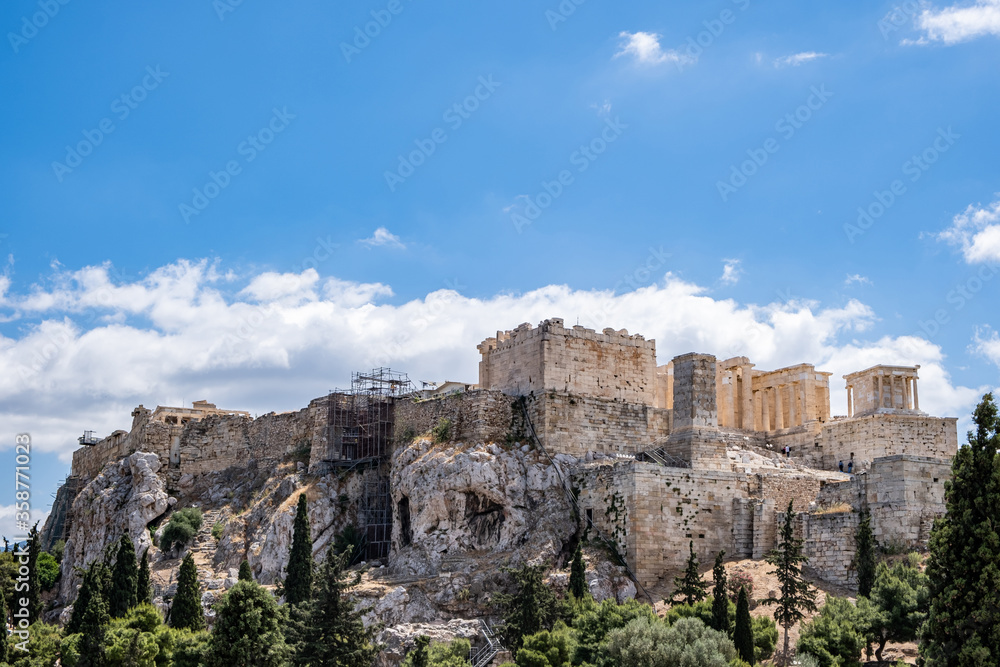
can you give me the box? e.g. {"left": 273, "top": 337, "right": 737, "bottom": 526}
{"left": 160, "top": 508, "right": 203, "bottom": 552}
{"left": 431, "top": 418, "right": 452, "bottom": 443}
{"left": 36, "top": 551, "right": 61, "bottom": 591}
{"left": 797, "top": 597, "right": 864, "bottom": 667}
{"left": 211, "top": 522, "right": 223, "bottom": 541}
{"left": 752, "top": 615, "right": 778, "bottom": 662}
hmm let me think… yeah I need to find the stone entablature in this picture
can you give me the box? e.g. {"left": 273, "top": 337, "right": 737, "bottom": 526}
{"left": 478, "top": 318, "right": 657, "bottom": 405}
{"left": 844, "top": 365, "right": 922, "bottom": 417}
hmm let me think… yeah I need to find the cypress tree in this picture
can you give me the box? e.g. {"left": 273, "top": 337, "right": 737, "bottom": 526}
{"left": 855, "top": 508, "right": 876, "bottom": 598}
{"left": 170, "top": 553, "right": 204, "bottom": 631}
{"left": 109, "top": 533, "right": 139, "bottom": 617}
{"left": 284, "top": 493, "right": 313, "bottom": 606}
{"left": 297, "top": 547, "right": 379, "bottom": 666}
{"left": 27, "top": 523, "right": 42, "bottom": 624}
{"left": 569, "top": 543, "right": 586, "bottom": 600}
{"left": 207, "top": 580, "right": 289, "bottom": 667}
{"left": 495, "top": 563, "right": 558, "bottom": 653}
{"left": 734, "top": 586, "right": 755, "bottom": 666}
{"left": 137, "top": 548, "right": 152, "bottom": 605}
{"left": 670, "top": 540, "right": 708, "bottom": 606}
{"left": 67, "top": 560, "right": 108, "bottom": 634}
{"left": 74, "top": 562, "right": 110, "bottom": 667}
{"left": 0, "top": 580, "right": 8, "bottom": 664}
{"left": 405, "top": 636, "right": 430, "bottom": 667}
{"left": 711, "top": 550, "right": 730, "bottom": 635}
{"left": 239, "top": 559, "right": 254, "bottom": 582}
{"left": 763, "top": 500, "right": 817, "bottom": 665}
{"left": 921, "top": 393, "right": 1000, "bottom": 665}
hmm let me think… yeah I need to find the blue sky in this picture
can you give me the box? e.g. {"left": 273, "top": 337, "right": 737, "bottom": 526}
{"left": 2, "top": 0, "right": 1000, "bottom": 537}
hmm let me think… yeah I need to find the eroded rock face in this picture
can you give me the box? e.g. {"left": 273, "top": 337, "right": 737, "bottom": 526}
{"left": 375, "top": 619, "right": 483, "bottom": 667}
{"left": 60, "top": 452, "right": 173, "bottom": 601}
{"left": 388, "top": 440, "right": 577, "bottom": 577}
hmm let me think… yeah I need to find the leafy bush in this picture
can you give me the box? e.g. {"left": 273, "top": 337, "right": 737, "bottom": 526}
{"left": 51, "top": 540, "right": 65, "bottom": 563}
{"left": 160, "top": 508, "right": 203, "bottom": 552}
{"left": 36, "top": 551, "right": 61, "bottom": 591}
{"left": 601, "top": 616, "right": 736, "bottom": 667}
{"left": 211, "top": 521, "right": 224, "bottom": 541}
{"left": 431, "top": 417, "right": 453, "bottom": 443}
{"left": 797, "top": 597, "right": 864, "bottom": 667}
{"left": 752, "top": 615, "right": 778, "bottom": 662}
{"left": 727, "top": 569, "right": 754, "bottom": 602}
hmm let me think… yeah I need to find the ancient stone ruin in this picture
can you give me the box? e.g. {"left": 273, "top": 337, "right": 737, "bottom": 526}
{"left": 44, "top": 316, "right": 957, "bottom": 626}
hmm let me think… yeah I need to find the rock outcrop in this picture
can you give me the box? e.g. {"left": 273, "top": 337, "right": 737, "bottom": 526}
{"left": 60, "top": 452, "right": 173, "bottom": 601}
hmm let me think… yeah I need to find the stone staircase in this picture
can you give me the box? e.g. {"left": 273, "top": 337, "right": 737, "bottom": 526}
{"left": 189, "top": 508, "right": 222, "bottom": 571}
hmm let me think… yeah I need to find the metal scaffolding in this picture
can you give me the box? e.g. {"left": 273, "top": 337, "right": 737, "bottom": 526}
{"left": 325, "top": 368, "right": 413, "bottom": 560}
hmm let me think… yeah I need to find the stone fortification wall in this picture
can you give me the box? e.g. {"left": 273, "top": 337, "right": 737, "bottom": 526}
{"left": 817, "top": 414, "right": 957, "bottom": 471}
{"left": 71, "top": 421, "right": 173, "bottom": 480}
{"left": 392, "top": 390, "right": 516, "bottom": 448}
{"left": 756, "top": 472, "right": 825, "bottom": 513}
{"left": 478, "top": 318, "right": 657, "bottom": 405}
{"left": 529, "top": 392, "right": 670, "bottom": 458}
{"left": 801, "top": 510, "right": 858, "bottom": 588}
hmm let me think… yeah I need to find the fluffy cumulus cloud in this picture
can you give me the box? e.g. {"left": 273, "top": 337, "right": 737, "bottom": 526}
{"left": 773, "top": 51, "right": 828, "bottom": 67}
{"left": 937, "top": 198, "right": 1000, "bottom": 263}
{"left": 973, "top": 326, "right": 1000, "bottom": 368}
{"left": 914, "top": 0, "right": 1000, "bottom": 44}
{"left": 844, "top": 273, "right": 873, "bottom": 286}
{"left": 0, "top": 259, "right": 988, "bottom": 469}
{"left": 614, "top": 31, "right": 692, "bottom": 66}
{"left": 358, "top": 227, "right": 406, "bottom": 249}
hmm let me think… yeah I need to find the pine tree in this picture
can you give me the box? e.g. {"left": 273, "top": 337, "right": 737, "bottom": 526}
{"left": 711, "top": 550, "right": 730, "bottom": 635}
{"left": 207, "top": 580, "right": 290, "bottom": 667}
{"left": 921, "top": 393, "right": 1000, "bottom": 665}
{"left": 734, "top": 586, "right": 755, "bottom": 666}
{"left": 297, "top": 546, "right": 380, "bottom": 666}
{"left": 284, "top": 493, "right": 313, "bottom": 606}
{"left": 855, "top": 507, "right": 876, "bottom": 598}
{"left": 764, "top": 500, "right": 817, "bottom": 666}
{"left": 27, "top": 523, "right": 43, "bottom": 624}
{"left": 495, "top": 563, "right": 559, "bottom": 653}
{"left": 569, "top": 543, "right": 586, "bottom": 600}
{"left": 239, "top": 559, "right": 254, "bottom": 582}
{"left": 670, "top": 540, "right": 708, "bottom": 606}
{"left": 170, "top": 553, "right": 204, "bottom": 631}
{"left": 109, "top": 533, "right": 139, "bottom": 617}
{"left": 137, "top": 548, "right": 152, "bottom": 605}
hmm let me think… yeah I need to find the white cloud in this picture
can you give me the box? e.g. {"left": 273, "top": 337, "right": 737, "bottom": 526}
{"left": 358, "top": 227, "right": 405, "bottom": 249}
{"left": 914, "top": 0, "right": 1000, "bottom": 44}
{"left": 936, "top": 198, "right": 1000, "bottom": 263}
{"left": 614, "top": 31, "right": 693, "bottom": 66}
{"left": 0, "top": 260, "right": 987, "bottom": 475}
{"left": 0, "top": 504, "right": 49, "bottom": 543}
{"left": 844, "top": 274, "right": 873, "bottom": 286}
{"left": 973, "top": 326, "right": 1000, "bottom": 368}
{"left": 720, "top": 259, "right": 742, "bottom": 285}
{"left": 774, "top": 51, "right": 828, "bottom": 67}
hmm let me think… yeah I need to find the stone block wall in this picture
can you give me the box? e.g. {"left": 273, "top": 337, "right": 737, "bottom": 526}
{"left": 72, "top": 421, "right": 173, "bottom": 480}
{"left": 528, "top": 392, "right": 670, "bottom": 458}
{"left": 392, "top": 390, "right": 516, "bottom": 448}
{"left": 478, "top": 318, "right": 657, "bottom": 405}
{"left": 866, "top": 455, "right": 950, "bottom": 547}
{"left": 757, "top": 472, "right": 825, "bottom": 513}
{"left": 818, "top": 413, "right": 957, "bottom": 471}
{"left": 802, "top": 510, "right": 858, "bottom": 588}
